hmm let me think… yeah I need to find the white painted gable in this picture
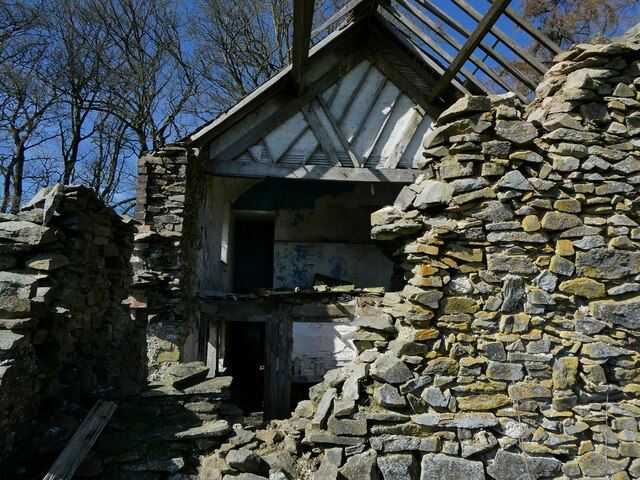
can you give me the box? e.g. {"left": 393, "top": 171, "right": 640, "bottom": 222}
{"left": 232, "top": 59, "right": 435, "bottom": 170}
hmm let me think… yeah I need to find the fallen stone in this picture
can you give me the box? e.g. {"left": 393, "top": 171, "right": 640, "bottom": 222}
{"left": 175, "top": 419, "right": 231, "bottom": 439}
{"left": 339, "top": 450, "right": 379, "bottom": 480}
{"left": 312, "top": 388, "right": 337, "bottom": 428}
{"left": 163, "top": 361, "right": 209, "bottom": 389}
{"left": 226, "top": 449, "right": 266, "bottom": 475}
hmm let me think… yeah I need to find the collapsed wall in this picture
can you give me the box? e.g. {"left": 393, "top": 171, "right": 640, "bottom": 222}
{"left": 0, "top": 185, "right": 144, "bottom": 471}
{"left": 199, "top": 33, "right": 640, "bottom": 479}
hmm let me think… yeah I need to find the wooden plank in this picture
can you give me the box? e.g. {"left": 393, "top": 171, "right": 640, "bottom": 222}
{"left": 381, "top": 1, "right": 490, "bottom": 95}
{"left": 43, "top": 400, "right": 117, "bottom": 480}
{"left": 291, "top": 0, "right": 316, "bottom": 95}
{"left": 205, "top": 160, "right": 421, "bottom": 182}
{"left": 487, "top": 0, "right": 563, "bottom": 54}
{"left": 302, "top": 103, "right": 342, "bottom": 166}
{"left": 426, "top": 0, "right": 512, "bottom": 103}
{"left": 393, "top": 0, "right": 526, "bottom": 101}
{"left": 335, "top": 61, "right": 374, "bottom": 124}
{"left": 384, "top": 106, "right": 422, "bottom": 168}
{"left": 317, "top": 96, "right": 362, "bottom": 167}
{"left": 449, "top": 0, "right": 546, "bottom": 74}
{"left": 364, "top": 88, "right": 403, "bottom": 162}
{"left": 264, "top": 305, "right": 292, "bottom": 420}
{"left": 347, "top": 76, "right": 388, "bottom": 147}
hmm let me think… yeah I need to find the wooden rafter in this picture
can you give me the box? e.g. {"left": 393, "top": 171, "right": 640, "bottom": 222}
{"left": 291, "top": 0, "right": 316, "bottom": 95}
{"left": 373, "top": 11, "right": 470, "bottom": 98}
{"left": 449, "top": 0, "right": 546, "bottom": 74}
{"left": 487, "top": 0, "right": 563, "bottom": 54}
{"left": 381, "top": 1, "right": 490, "bottom": 95}
{"left": 426, "top": 0, "right": 512, "bottom": 103}
{"left": 393, "top": 0, "right": 527, "bottom": 102}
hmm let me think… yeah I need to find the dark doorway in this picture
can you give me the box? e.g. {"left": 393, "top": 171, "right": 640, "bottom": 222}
{"left": 232, "top": 213, "right": 275, "bottom": 292}
{"left": 226, "top": 321, "right": 265, "bottom": 413}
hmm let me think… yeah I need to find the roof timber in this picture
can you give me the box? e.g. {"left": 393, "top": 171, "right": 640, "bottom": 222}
{"left": 380, "top": 1, "right": 491, "bottom": 96}
{"left": 392, "top": 0, "right": 526, "bottom": 102}
{"left": 426, "top": 0, "right": 511, "bottom": 103}
{"left": 487, "top": 0, "right": 563, "bottom": 55}
{"left": 186, "top": 0, "right": 564, "bottom": 179}
{"left": 291, "top": 0, "right": 315, "bottom": 95}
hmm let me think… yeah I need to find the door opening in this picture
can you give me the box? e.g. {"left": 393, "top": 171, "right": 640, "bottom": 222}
{"left": 225, "top": 321, "right": 266, "bottom": 414}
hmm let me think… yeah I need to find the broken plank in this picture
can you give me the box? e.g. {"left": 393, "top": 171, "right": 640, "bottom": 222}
{"left": 43, "top": 400, "right": 117, "bottom": 480}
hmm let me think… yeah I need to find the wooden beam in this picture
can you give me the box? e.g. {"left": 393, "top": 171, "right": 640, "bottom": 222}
{"left": 291, "top": 0, "right": 316, "bottom": 95}
{"left": 449, "top": 0, "right": 547, "bottom": 75}
{"left": 317, "top": 97, "right": 362, "bottom": 167}
{"left": 487, "top": 0, "right": 563, "bottom": 54}
{"left": 373, "top": 11, "right": 470, "bottom": 98}
{"left": 427, "top": 0, "right": 512, "bottom": 103}
{"left": 414, "top": 0, "right": 537, "bottom": 95}
{"left": 205, "top": 160, "right": 422, "bottom": 183}
{"left": 393, "top": 0, "right": 527, "bottom": 101}
{"left": 43, "top": 401, "right": 117, "bottom": 480}
{"left": 310, "top": 0, "right": 369, "bottom": 39}
{"left": 302, "top": 103, "right": 342, "bottom": 166}
{"left": 381, "top": 1, "right": 490, "bottom": 95}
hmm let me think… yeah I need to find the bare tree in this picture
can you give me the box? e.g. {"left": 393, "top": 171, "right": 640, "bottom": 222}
{"left": 88, "top": 0, "right": 197, "bottom": 154}
{"left": 193, "top": 0, "right": 346, "bottom": 114}
{"left": 49, "top": 0, "right": 111, "bottom": 185}
{"left": 0, "top": 1, "right": 56, "bottom": 213}
{"left": 522, "top": 0, "right": 640, "bottom": 51}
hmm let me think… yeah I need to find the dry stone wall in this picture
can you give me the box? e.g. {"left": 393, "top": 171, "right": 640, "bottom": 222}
{"left": 0, "top": 185, "right": 143, "bottom": 471}
{"left": 133, "top": 144, "right": 204, "bottom": 379}
{"left": 220, "top": 33, "right": 640, "bottom": 480}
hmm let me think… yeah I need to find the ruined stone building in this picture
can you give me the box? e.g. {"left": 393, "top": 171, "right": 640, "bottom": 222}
{"left": 3, "top": 0, "right": 640, "bottom": 478}
{"left": 134, "top": 0, "right": 563, "bottom": 420}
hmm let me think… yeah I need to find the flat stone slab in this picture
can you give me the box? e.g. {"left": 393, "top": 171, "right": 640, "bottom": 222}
{"left": 163, "top": 361, "right": 209, "bottom": 389}
{"left": 174, "top": 419, "right": 231, "bottom": 439}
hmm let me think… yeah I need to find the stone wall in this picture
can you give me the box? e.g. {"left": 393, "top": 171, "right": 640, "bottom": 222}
{"left": 0, "top": 185, "right": 143, "bottom": 470}
{"left": 194, "top": 33, "right": 640, "bottom": 479}
{"left": 133, "top": 144, "right": 204, "bottom": 378}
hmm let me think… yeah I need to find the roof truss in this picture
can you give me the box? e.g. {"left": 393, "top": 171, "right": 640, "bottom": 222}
{"left": 309, "top": 0, "right": 563, "bottom": 103}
